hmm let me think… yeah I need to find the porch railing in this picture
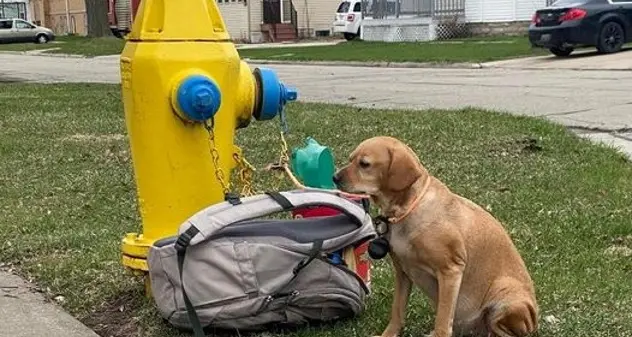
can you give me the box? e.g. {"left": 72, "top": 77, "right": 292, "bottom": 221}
{"left": 361, "top": 0, "right": 464, "bottom": 19}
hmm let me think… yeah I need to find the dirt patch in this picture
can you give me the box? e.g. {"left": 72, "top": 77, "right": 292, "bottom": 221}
{"left": 604, "top": 235, "right": 632, "bottom": 257}
{"left": 80, "top": 290, "right": 143, "bottom": 337}
{"left": 489, "top": 136, "right": 544, "bottom": 158}
{"left": 62, "top": 134, "right": 126, "bottom": 142}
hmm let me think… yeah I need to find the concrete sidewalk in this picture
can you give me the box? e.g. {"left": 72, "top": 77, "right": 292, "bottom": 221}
{"left": 235, "top": 39, "right": 344, "bottom": 50}
{"left": 0, "top": 271, "right": 99, "bottom": 337}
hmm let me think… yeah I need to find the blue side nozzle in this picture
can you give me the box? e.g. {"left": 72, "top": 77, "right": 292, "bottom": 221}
{"left": 175, "top": 75, "right": 222, "bottom": 122}
{"left": 254, "top": 67, "right": 298, "bottom": 121}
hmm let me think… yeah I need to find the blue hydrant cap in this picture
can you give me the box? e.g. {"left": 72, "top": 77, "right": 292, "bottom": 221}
{"left": 176, "top": 75, "right": 222, "bottom": 122}
{"left": 254, "top": 67, "right": 298, "bottom": 121}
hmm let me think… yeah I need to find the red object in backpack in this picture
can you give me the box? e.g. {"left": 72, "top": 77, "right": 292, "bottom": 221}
{"left": 291, "top": 197, "right": 372, "bottom": 291}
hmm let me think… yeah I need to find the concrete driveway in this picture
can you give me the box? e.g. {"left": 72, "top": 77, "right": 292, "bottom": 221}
{"left": 0, "top": 53, "right": 630, "bottom": 156}
{"left": 483, "top": 47, "right": 632, "bottom": 71}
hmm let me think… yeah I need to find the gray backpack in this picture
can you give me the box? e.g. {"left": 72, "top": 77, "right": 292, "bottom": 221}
{"left": 147, "top": 189, "right": 377, "bottom": 336}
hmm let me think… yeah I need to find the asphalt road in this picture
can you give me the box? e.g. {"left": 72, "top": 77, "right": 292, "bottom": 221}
{"left": 0, "top": 53, "right": 630, "bottom": 156}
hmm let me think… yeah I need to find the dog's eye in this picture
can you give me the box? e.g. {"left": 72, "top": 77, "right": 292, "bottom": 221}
{"left": 359, "top": 159, "right": 370, "bottom": 168}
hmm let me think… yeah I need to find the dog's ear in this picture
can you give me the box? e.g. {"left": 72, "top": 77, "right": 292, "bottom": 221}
{"left": 385, "top": 145, "right": 423, "bottom": 192}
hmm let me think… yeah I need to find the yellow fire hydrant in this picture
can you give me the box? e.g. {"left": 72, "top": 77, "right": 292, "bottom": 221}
{"left": 118, "top": 0, "right": 298, "bottom": 276}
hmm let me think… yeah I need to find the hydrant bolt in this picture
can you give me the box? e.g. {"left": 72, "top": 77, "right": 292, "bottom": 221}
{"left": 174, "top": 74, "right": 222, "bottom": 122}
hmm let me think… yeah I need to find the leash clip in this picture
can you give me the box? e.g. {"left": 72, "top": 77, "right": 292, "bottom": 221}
{"left": 372, "top": 215, "right": 390, "bottom": 236}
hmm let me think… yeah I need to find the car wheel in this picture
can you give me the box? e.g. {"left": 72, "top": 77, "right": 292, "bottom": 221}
{"left": 343, "top": 33, "right": 357, "bottom": 41}
{"left": 597, "top": 21, "right": 625, "bottom": 54}
{"left": 549, "top": 46, "right": 574, "bottom": 57}
{"left": 36, "top": 34, "right": 49, "bottom": 44}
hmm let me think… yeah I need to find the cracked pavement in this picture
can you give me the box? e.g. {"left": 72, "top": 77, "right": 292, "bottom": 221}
{"left": 0, "top": 53, "right": 630, "bottom": 157}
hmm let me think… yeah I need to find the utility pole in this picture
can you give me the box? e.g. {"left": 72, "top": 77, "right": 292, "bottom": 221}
{"left": 1, "top": 0, "right": 5, "bottom": 19}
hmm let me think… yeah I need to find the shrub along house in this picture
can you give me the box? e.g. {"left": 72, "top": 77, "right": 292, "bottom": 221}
{"left": 217, "top": 0, "right": 340, "bottom": 42}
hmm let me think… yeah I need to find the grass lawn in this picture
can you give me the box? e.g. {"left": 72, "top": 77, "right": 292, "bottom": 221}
{"left": 0, "top": 35, "right": 547, "bottom": 62}
{"left": 239, "top": 36, "right": 548, "bottom": 63}
{"left": 1, "top": 83, "right": 632, "bottom": 337}
{"left": 0, "top": 35, "right": 125, "bottom": 57}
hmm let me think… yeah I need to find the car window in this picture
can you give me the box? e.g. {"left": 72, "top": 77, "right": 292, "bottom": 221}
{"left": 337, "top": 1, "right": 351, "bottom": 13}
{"left": 550, "top": 0, "right": 588, "bottom": 6}
{"left": 0, "top": 20, "right": 13, "bottom": 30}
{"left": 353, "top": 2, "right": 362, "bottom": 12}
{"left": 15, "top": 20, "right": 34, "bottom": 29}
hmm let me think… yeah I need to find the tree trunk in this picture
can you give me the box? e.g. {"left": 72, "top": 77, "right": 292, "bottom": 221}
{"left": 84, "top": 0, "right": 111, "bottom": 37}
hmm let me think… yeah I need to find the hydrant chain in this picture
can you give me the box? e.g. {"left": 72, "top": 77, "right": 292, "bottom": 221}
{"left": 204, "top": 119, "right": 230, "bottom": 195}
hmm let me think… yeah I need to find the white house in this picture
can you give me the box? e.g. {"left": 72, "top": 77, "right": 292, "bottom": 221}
{"left": 465, "top": 0, "right": 550, "bottom": 23}
{"left": 361, "top": 0, "right": 550, "bottom": 41}
{"left": 217, "top": 0, "right": 341, "bottom": 43}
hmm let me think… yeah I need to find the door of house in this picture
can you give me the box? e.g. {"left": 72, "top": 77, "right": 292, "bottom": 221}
{"left": 263, "top": 0, "right": 282, "bottom": 24}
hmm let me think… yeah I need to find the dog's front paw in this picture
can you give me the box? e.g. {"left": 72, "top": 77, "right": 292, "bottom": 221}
{"left": 423, "top": 331, "right": 435, "bottom": 337}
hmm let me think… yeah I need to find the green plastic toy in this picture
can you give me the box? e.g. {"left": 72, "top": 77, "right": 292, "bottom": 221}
{"left": 290, "top": 137, "right": 336, "bottom": 189}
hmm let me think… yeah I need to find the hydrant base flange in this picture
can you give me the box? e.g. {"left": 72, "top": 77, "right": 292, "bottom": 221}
{"left": 121, "top": 232, "right": 152, "bottom": 272}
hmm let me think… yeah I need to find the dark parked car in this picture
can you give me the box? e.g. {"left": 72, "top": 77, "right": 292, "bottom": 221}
{"left": 529, "top": 0, "right": 632, "bottom": 57}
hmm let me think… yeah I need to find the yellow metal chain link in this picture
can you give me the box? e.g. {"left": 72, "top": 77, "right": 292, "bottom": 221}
{"left": 203, "top": 120, "right": 231, "bottom": 195}
{"left": 278, "top": 131, "right": 290, "bottom": 166}
{"left": 233, "top": 152, "right": 257, "bottom": 197}
{"left": 203, "top": 119, "right": 294, "bottom": 198}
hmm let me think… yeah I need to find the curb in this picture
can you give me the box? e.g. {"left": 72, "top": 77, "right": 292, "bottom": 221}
{"left": 243, "top": 58, "right": 484, "bottom": 69}
{"left": 0, "top": 50, "right": 86, "bottom": 58}
{"left": 480, "top": 64, "right": 632, "bottom": 71}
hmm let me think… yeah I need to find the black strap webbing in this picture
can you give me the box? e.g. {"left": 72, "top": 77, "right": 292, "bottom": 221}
{"left": 265, "top": 191, "right": 293, "bottom": 210}
{"left": 177, "top": 251, "right": 205, "bottom": 337}
{"left": 268, "top": 239, "right": 324, "bottom": 300}
{"left": 224, "top": 192, "right": 242, "bottom": 206}
{"left": 293, "top": 239, "right": 323, "bottom": 275}
{"left": 174, "top": 226, "right": 205, "bottom": 337}
{"left": 174, "top": 226, "right": 200, "bottom": 253}
{"left": 361, "top": 198, "right": 370, "bottom": 213}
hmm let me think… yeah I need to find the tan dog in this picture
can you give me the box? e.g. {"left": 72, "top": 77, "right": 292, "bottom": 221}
{"left": 333, "top": 136, "right": 538, "bottom": 337}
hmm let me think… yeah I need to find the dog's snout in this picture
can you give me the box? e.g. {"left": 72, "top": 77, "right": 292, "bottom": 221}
{"left": 332, "top": 173, "right": 341, "bottom": 186}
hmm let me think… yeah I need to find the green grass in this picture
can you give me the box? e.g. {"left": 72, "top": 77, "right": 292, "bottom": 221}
{"left": 0, "top": 35, "right": 547, "bottom": 62}
{"left": 0, "top": 35, "right": 125, "bottom": 57}
{"left": 1, "top": 83, "right": 632, "bottom": 337}
{"left": 239, "top": 36, "right": 548, "bottom": 63}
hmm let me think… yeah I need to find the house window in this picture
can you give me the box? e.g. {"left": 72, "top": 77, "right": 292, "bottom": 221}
{"left": 0, "top": 2, "right": 27, "bottom": 20}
